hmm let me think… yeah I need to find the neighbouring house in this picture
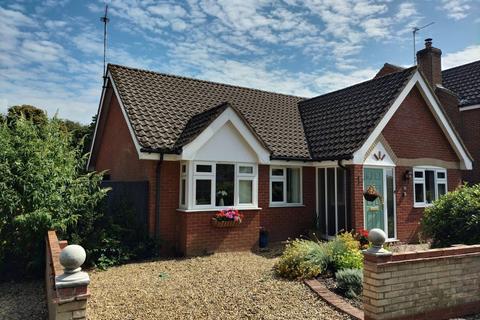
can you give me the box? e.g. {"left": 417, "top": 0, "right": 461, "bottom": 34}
{"left": 88, "top": 40, "right": 475, "bottom": 256}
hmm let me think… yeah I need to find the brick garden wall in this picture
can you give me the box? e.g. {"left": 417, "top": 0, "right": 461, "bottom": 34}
{"left": 363, "top": 245, "right": 480, "bottom": 320}
{"left": 45, "top": 231, "right": 89, "bottom": 320}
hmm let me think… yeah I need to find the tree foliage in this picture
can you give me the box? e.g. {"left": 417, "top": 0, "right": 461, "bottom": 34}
{"left": 7, "top": 105, "right": 48, "bottom": 127}
{"left": 0, "top": 117, "right": 108, "bottom": 277}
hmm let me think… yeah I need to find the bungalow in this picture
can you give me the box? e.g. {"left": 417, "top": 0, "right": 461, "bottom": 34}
{"left": 88, "top": 39, "right": 475, "bottom": 256}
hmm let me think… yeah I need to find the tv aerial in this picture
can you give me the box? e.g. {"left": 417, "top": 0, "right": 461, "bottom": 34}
{"left": 413, "top": 22, "right": 434, "bottom": 65}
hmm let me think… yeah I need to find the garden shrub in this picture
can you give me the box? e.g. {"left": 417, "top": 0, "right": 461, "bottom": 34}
{"left": 273, "top": 239, "right": 329, "bottom": 279}
{"left": 422, "top": 184, "right": 480, "bottom": 247}
{"left": 328, "top": 232, "right": 363, "bottom": 271}
{"left": 335, "top": 268, "right": 363, "bottom": 299}
{"left": 0, "top": 117, "right": 108, "bottom": 278}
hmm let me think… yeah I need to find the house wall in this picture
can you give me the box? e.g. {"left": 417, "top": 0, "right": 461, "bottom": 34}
{"left": 459, "top": 109, "right": 480, "bottom": 183}
{"left": 349, "top": 87, "right": 463, "bottom": 242}
{"left": 94, "top": 94, "right": 158, "bottom": 236}
{"left": 175, "top": 164, "right": 316, "bottom": 256}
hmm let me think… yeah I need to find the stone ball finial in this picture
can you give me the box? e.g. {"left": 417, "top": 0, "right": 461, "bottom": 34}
{"left": 368, "top": 228, "right": 387, "bottom": 248}
{"left": 59, "top": 244, "right": 86, "bottom": 274}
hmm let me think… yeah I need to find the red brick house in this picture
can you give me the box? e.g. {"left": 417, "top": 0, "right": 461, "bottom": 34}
{"left": 88, "top": 41, "right": 474, "bottom": 256}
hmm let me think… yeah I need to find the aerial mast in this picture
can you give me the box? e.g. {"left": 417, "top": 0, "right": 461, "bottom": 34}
{"left": 412, "top": 22, "right": 434, "bottom": 65}
{"left": 100, "top": 4, "right": 110, "bottom": 86}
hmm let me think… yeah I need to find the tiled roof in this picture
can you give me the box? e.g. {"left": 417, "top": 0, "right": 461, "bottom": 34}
{"left": 442, "top": 60, "right": 480, "bottom": 107}
{"left": 108, "top": 64, "right": 309, "bottom": 159}
{"left": 299, "top": 67, "right": 417, "bottom": 160}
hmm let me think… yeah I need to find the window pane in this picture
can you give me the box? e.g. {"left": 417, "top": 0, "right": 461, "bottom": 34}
{"left": 181, "top": 164, "right": 186, "bottom": 174}
{"left": 180, "top": 179, "right": 186, "bottom": 205}
{"left": 336, "top": 168, "right": 346, "bottom": 232}
{"left": 272, "top": 181, "right": 284, "bottom": 202}
{"left": 239, "top": 166, "right": 253, "bottom": 174}
{"left": 317, "top": 169, "right": 326, "bottom": 234}
{"left": 414, "top": 171, "right": 423, "bottom": 178}
{"left": 195, "top": 180, "right": 211, "bottom": 205}
{"left": 415, "top": 183, "right": 424, "bottom": 203}
{"left": 272, "top": 168, "right": 284, "bottom": 176}
{"left": 386, "top": 168, "right": 395, "bottom": 239}
{"left": 437, "top": 171, "right": 446, "bottom": 179}
{"left": 239, "top": 180, "right": 253, "bottom": 204}
{"left": 287, "top": 168, "right": 301, "bottom": 203}
{"left": 196, "top": 164, "right": 212, "bottom": 173}
{"left": 438, "top": 183, "right": 447, "bottom": 197}
{"left": 216, "top": 164, "right": 234, "bottom": 206}
{"left": 327, "top": 168, "right": 336, "bottom": 237}
{"left": 425, "top": 170, "right": 435, "bottom": 203}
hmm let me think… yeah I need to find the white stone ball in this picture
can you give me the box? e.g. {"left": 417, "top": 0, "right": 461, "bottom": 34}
{"left": 368, "top": 228, "right": 387, "bottom": 247}
{"left": 59, "top": 244, "right": 86, "bottom": 270}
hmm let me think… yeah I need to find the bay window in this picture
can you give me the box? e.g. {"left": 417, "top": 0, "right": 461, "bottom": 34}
{"left": 180, "top": 161, "right": 258, "bottom": 210}
{"left": 270, "top": 167, "right": 302, "bottom": 206}
{"left": 413, "top": 167, "right": 447, "bottom": 207}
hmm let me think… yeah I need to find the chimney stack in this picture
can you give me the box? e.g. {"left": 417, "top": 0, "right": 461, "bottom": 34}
{"left": 416, "top": 38, "right": 442, "bottom": 87}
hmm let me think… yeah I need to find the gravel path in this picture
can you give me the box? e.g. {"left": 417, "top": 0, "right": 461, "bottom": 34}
{"left": 88, "top": 250, "right": 352, "bottom": 320}
{"left": 0, "top": 280, "right": 47, "bottom": 320}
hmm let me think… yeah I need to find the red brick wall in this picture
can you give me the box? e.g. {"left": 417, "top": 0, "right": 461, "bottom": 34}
{"left": 258, "top": 165, "right": 316, "bottom": 242}
{"left": 382, "top": 86, "right": 459, "bottom": 162}
{"left": 348, "top": 164, "right": 364, "bottom": 232}
{"left": 460, "top": 109, "right": 480, "bottom": 183}
{"left": 178, "top": 210, "right": 260, "bottom": 256}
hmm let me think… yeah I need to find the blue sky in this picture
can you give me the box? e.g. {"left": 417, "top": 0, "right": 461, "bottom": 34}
{"left": 1, "top": 0, "right": 479, "bottom": 124}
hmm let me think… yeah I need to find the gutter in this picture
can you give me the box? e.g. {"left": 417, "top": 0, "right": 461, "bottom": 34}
{"left": 155, "top": 153, "right": 164, "bottom": 239}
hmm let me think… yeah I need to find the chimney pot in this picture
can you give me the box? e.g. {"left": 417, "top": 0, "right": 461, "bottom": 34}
{"left": 425, "top": 38, "right": 432, "bottom": 48}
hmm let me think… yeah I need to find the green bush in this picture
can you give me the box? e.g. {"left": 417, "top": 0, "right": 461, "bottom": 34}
{"left": 329, "top": 232, "right": 363, "bottom": 271}
{"left": 0, "top": 117, "right": 108, "bottom": 278}
{"left": 335, "top": 268, "right": 363, "bottom": 299}
{"left": 273, "top": 239, "right": 329, "bottom": 279}
{"left": 422, "top": 184, "right": 480, "bottom": 247}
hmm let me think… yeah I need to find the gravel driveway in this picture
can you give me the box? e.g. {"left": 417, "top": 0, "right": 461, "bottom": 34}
{"left": 88, "top": 250, "right": 352, "bottom": 320}
{"left": 0, "top": 280, "right": 47, "bottom": 320}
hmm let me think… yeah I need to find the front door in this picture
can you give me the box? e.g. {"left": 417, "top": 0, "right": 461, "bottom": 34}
{"left": 364, "top": 168, "right": 385, "bottom": 230}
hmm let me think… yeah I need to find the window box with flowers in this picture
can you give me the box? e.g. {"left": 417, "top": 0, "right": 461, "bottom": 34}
{"left": 211, "top": 208, "right": 244, "bottom": 228}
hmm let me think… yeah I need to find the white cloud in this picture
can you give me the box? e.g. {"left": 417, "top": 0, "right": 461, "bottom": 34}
{"left": 396, "top": 2, "right": 416, "bottom": 20}
{"left": 442, "top": 45, "right": 480, "bottom": 69}
{"left": 440, "top": 0, "right": 471, "bottom": 20}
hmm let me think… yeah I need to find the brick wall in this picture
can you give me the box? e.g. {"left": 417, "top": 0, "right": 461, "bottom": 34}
{"left": 45, "top": 231, "right": 89, "bottom": 320}
{"left": 382, "top": 86, "right": 459, "bottom": 162}
{"left": 459, "top": 109, "right": 480, "bottom": 183}
{"left": 177, "top": 210, "right": 260, "bottom": 256}
{"left": 363, "top": 245, "right": 480, "bottom": 320}
{"left": 258, "top": 165, "right": 316, "bottom": 242}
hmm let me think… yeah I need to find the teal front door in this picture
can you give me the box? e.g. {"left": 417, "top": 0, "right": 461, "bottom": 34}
{"left": 364, "top": 168, "right": 385, "bottom": 231}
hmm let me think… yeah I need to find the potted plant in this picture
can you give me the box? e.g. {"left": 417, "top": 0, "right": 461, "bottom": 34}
{"left": 211, "top": 208, "right": 244, "bottom": 228}
{"left": 363, "top": 185, "right": 381, "bottom": 202}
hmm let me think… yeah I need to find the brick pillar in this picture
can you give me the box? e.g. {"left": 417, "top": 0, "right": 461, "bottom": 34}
{"left": 348, "top": 164, "right": 364, "bottom": 231}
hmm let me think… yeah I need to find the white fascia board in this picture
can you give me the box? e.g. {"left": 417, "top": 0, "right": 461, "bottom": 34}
{"left": 181, "top": 106, "right": 271, "bottom": 164}
{"left": 86, "top": 77, "right": 109, "bottom": 169}
{"left": 459, "top": 104, "right": 480, "bottom": 112}
{"left": 352, "top": 71, "right": 473, "bottom": 170}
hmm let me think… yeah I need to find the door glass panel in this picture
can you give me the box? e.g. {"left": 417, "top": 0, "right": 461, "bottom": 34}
{"left": 272, "top": 168, "right": 284, "bottom": 176}
{"left": 425, "top": 170, "right": 435, "bottom": 204}
{"left": 216, "top": 164, "right": 234, "bottom": 206}
{"left": 336, "top": 168, "right": 346, "bottom": 232}
{"left": 364, "top": 168, "right": 385, "bottom": 231}
{"left": 327, "top": 168, "right": 336, "bottom": 236}
{"left": 317, "top": 168, "right": 326, "bottom": 234}
{"left": 196, "top": 164, "right": 212, "bottom": 173}
{"left": 386, "top": 168, "right": 395, "bottom": 238}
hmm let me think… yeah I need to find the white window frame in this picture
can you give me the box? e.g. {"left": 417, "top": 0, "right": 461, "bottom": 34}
{"left": 413, "top": 167, "right": 447, "bottom": 208}
{"left": 269, "top": 166, "right": 303, "bottom": 207}
{"left": 180, "top": 161, "right": 258, "bottom": 210}
{"left": 179, "top": 162, "right": 188, "bottom": 208}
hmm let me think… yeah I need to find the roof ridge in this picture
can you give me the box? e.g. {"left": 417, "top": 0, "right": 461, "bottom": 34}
{"left": 442, "top": 59, "right": 480, "bottom": 73}
{"left": 300, "top": 66, "right": 417, "bottom": 106}
{"left": 108, "top": 63, "right": 307, "bottom": 100}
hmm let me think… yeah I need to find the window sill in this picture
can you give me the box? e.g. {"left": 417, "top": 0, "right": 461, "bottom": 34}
{"left": 413, "top": 203, "right": 433, "bottom": 208}
{"left": 268, "top": 203, "right": 305, "bottom": 208}
{"left": 177, "top": 207, "right": 262, "bottom": 213}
